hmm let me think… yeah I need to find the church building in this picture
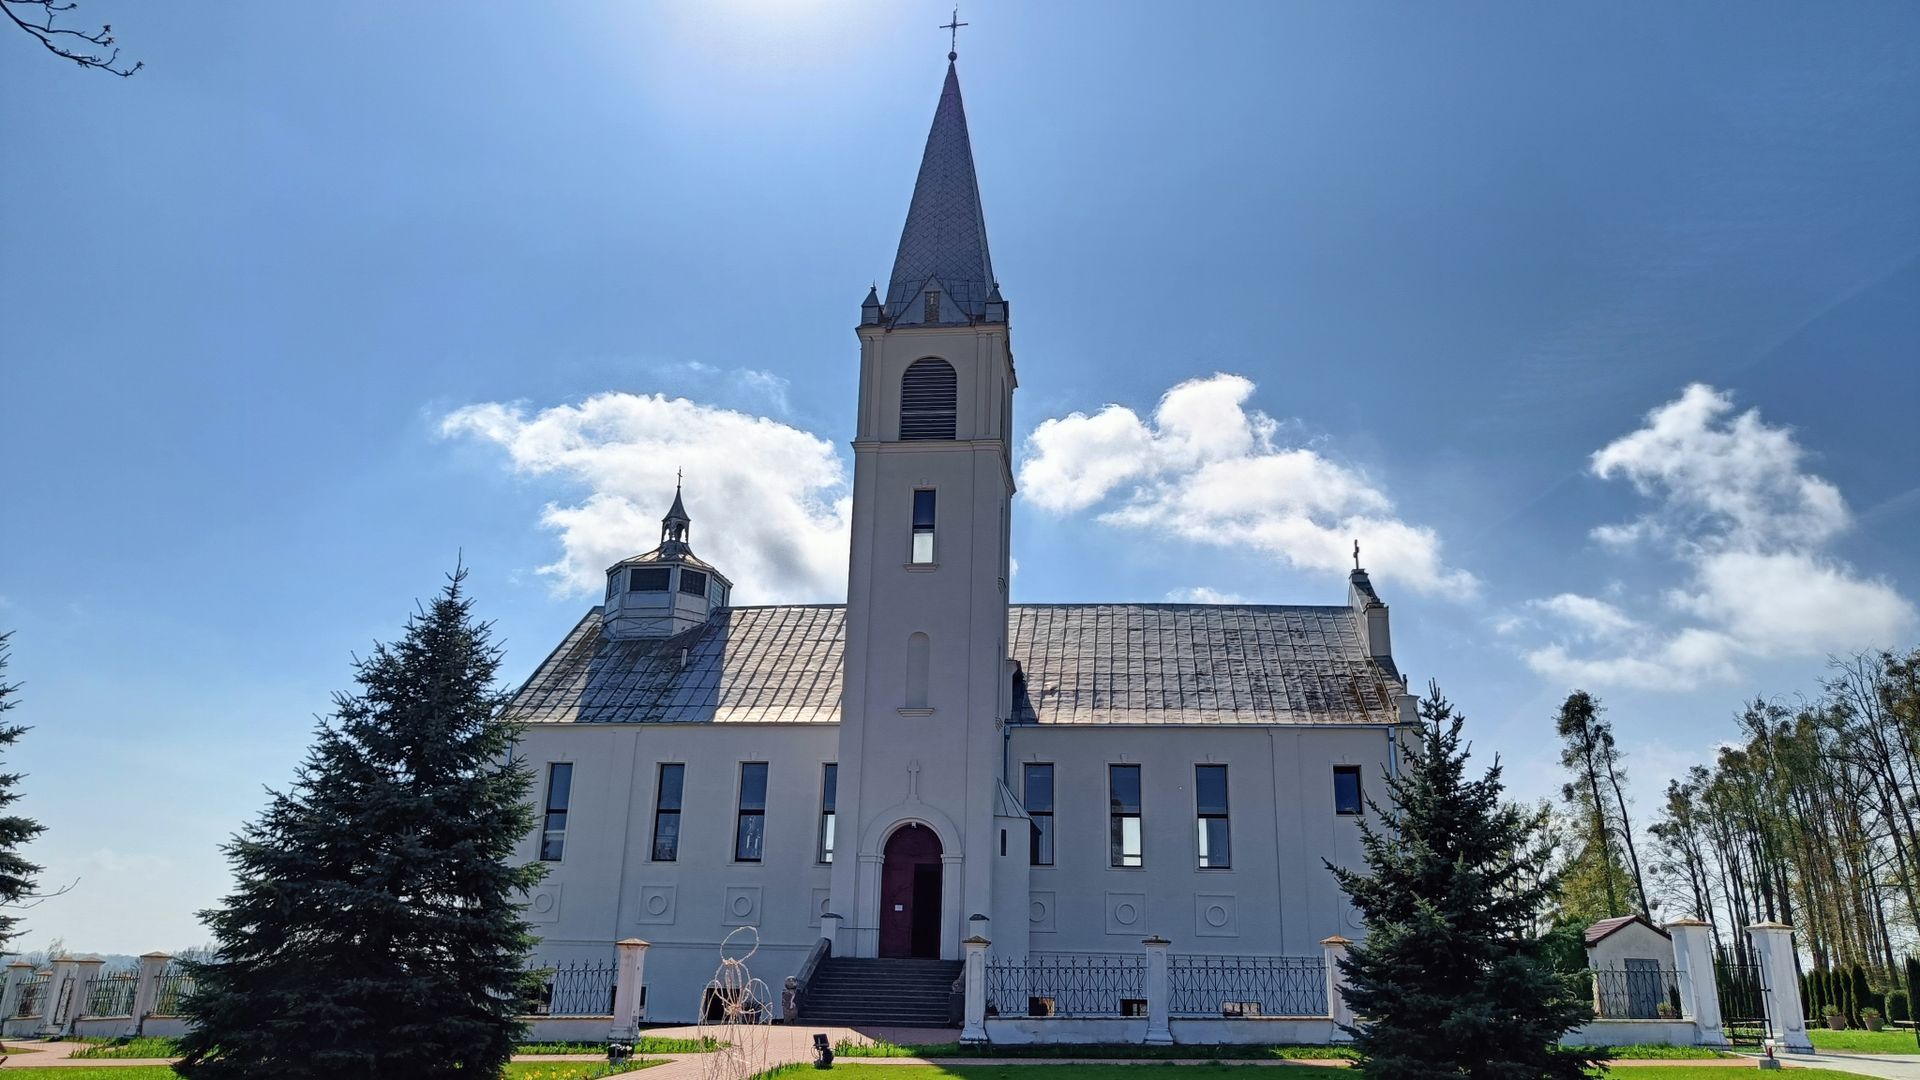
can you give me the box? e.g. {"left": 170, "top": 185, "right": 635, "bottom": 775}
{"left": 503, "top": 56, "right": 1417, "bottom": 1026}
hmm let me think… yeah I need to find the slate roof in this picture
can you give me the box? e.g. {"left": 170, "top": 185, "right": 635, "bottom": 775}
{"left": 885, "top": 61, "right": 996, "bottom": 324}
{"left": 503, "top": 604, "right": 1406, "bottom": 727}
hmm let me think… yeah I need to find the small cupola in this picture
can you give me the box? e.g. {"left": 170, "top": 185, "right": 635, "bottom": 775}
{"left": 602, "top": 477, "right": 733, "bottom": 641}
{"left": 861, "top": 284, "right": 884, "bottom": 326}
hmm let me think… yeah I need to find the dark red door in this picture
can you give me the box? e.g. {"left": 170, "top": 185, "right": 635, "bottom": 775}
{"left": 879, "top": 825, "right": 942, "bottom": 958}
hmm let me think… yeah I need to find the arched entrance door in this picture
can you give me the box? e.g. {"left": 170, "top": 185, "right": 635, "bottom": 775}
{"left": 879, "top": 824, "right": 943, "bottom": 958}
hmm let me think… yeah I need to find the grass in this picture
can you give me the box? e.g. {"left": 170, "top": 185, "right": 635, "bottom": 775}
{"left": 835, "top": 1041, "right": 1360, "bottom": 1061}
{"left": 1619, "top": 1071, "right": 1861, "bottom": 1080}
{"left": 69, "top": 1035, "right": 184, "bottom": 1059}
{"left": 1577, "top": 1044, "right": 1731, "bottom": 1059}
{"left": 0, "top": 1062, "right": 661, "bottom": 1079}
{"left": 521, "top": 1036, "right": 721, "bottom": 1055}
{"left": 1808, "top": 1027, "right": 1920, "bottom": 1053}
{"left": 808, "top": 1068, "right": 1878, "bottom": 1080}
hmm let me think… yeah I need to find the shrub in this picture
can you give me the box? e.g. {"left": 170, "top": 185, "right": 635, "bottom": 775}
{"left": 1887, "top": 989, "right": 1909, "bottom": 1024}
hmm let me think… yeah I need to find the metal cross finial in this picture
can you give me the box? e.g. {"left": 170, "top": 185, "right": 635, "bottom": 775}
{"left": 940, "top": 7, "right": 967, "bottom": 60}
{"left": 1353, "top": 539, "right": 1361, "bottom": 571}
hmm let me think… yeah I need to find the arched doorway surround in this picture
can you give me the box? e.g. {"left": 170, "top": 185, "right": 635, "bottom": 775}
{"left": 879, "top": 824, "right": 943, "bottom": 958}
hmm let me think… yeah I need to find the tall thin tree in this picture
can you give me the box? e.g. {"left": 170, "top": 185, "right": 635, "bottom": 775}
{"left": 0, "top": 633, "right": 46, "bottom": 948}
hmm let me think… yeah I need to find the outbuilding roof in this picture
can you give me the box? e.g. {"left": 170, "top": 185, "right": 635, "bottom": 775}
{"left": 502, "top": 603, "right": 1406, "bottom": 727}
{"left": 1585, "top": 915, "right": 1670, "bottom": 946}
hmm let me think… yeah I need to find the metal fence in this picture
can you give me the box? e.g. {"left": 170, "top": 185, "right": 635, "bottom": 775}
{"left": 12, "top": 973, "right": 48, "bottom": 1019}
{"left": 81, "top": 970, "right": 139, "bottom": 1017}
{"left": 1589, "top": 967, "right": 1682, "bottom": 1020}
{"left": 1168, "top": 954, "right": 1328, "bottom": 1018}
{"left": 986, "top": 952, "right": 1147, "bottom": 1018}
{"left": 531, "top": 960, "right": 619, "bottom": 1017}
{"left": 150, "top": 967, "right": 195, "bottom": 1017}
{"left": 1715, "top": 962, "right": 1770, "bottom": 1046}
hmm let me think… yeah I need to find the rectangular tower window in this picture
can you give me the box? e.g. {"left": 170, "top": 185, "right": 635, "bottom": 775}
{"left": 736, "top": 762, "right": 769, "bottom": 862}
{"left": 540, "top": 762, "right": 573, "bottom": 862}
{"left": 911, "top": 489, "right": 936, "bottom": 564}
{"left": 1195, "top": 764, "right": 1231, "bottom": 869}
{"left": 629, "top": 567, "right": 670, "bottom": 592}
{"left": 651, "top": 763, "right": 685, "bottom": 861}
{"left": 818, "top": 764, "right": 838, "bottom": 863}
{"left": 1334, "top": 765, "right": 1364, "bottom": 816}
{"left": 679, "top": 568, "right": 709, "bottom": 596}
{"left": 1024, "top": 763, "right": 1054, "bottom": 866}
{"left": 1109, "top": 764, "right": 1143, "bottom": 868}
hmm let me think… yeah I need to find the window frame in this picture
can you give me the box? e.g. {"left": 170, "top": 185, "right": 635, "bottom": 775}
{"left": 735, "top": 761, "right": 770, "bottom": 863}
{"left": 539, "top": 762, "right": 573, "bottom": 862}
{"left": 1333, "top": 765, "right": 1364, "bottom": 816}
{"left": 910, "top": 488, "right": 937, "bottom": 565}
{"left": 628, "top": 567, "right": 671, "bottom": 592}
{"left": 1109, "top": 763, "right": 1144, "bottom": 868}
{"left": 817, "top": 763, "right": 838, "bottom": 864}
{"left": 678, "top": 568, "right": 709, "bottom": 596}
{"left": 1194, "top": 763, "right": 1231, "bottom": 870}
{"left": 1024, "top": 763, "right": 1055, "bottom": 867}
{"left": 651, "top": 762, "right": 685, "bottom": 862}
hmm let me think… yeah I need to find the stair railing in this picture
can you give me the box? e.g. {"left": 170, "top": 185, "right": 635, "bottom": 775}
{"left": 790, "top": 935, "right": 832, "bottom": 1020}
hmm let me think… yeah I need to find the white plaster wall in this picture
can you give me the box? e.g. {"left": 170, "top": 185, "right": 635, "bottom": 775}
{"left": 1006, "top": 725, "right": 1398, "bottom": 957}
{"left": 1588, "top": 923, "right": 1673, "bottom": 969}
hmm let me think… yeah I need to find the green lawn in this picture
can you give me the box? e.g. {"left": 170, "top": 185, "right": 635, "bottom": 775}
{"left": 1808, "top": 1027, "right": 1920, "bottom": 1053}
{"left": 0, "top": 1063, "right": 661, "bottom": 1079}
{"left": 69, "top": 1036, "right": 183, "bottom": 1059}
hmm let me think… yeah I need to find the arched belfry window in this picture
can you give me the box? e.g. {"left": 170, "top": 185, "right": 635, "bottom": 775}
{"left": 900, "top": 359, "right": 957, "bottom": 441}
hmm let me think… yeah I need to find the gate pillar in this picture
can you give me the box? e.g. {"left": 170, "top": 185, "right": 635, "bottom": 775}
{"left": 1747, "top": 922, "right": 1812, "bottom": 1054}
{"left": 1665, "top": 919, "right": 1725, "bottom": 1046}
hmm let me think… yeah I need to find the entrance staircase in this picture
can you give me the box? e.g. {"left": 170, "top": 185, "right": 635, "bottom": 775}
{"left": 800, "top": 957, "right": 963, "bottom": 1027}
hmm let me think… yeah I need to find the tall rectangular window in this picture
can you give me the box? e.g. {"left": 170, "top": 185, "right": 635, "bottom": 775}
{"left": 1195, "top": 764, "right": 1231, "bottom": 869}
{"left": 910, "top": 490, "right": 937, "bottom": 564}
{"left": 1333, "top": 765, "right": 1363, "bottom": 816}
{"left": 818, "top": 764, "right": 838, "bottom": 863}
{"left": 735, "top": 762, "right": 769, "bottom": 862}
{"left": 651, "top": 763, "right": 685, "bottom": 861}
{"left": 1024, "top": 764, "right": 1054, "bottom": 866}
{"left": 1109, "top": 764, "right": 1143, "bottom": 868}
{"left": 540, "top": 763, "right": 573, "bottom": 861}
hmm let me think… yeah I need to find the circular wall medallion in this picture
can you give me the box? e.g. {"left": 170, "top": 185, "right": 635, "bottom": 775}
{"left": 1205, "top": 904, "right": 1229, "bottom": 928}
{"left": 532, "top": 893, "right": 555, "bottom": 914}
{"left": 1029, "top": 900, "right": 1046, "bottom": 922}
{"left": 1115, "top": 902, "right": 1138, "bottom": 925}
{"left": 731, "top": 893, "right": 754, "bottom": 916}
{"left": 645, "top": 893, "right": 669, "bottom": 916}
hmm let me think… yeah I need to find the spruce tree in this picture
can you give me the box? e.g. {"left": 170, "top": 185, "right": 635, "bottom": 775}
{"left": 177, "top": 569, "right": 543, "bottom": 1080}
{"left": 1330, "top": 685, "right": 1599, "bottom": 1080}
{"left": 0, "top": 633, "right": 47, "bottom": 948}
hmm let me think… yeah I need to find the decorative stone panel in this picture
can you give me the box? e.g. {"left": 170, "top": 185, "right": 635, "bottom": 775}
{"left": 1028, "top": 890, "right": 1056, "bottom": 933}
{"left": 1105, "top": 891, "right": 1146, "bottom": 935}
{"left": 723, "top": 885, "right": 763, "bottom": 927}
{"left": 637, "top": 884, "right": 676, "bottom": 925}
{"left": 1194, "top": 893, "right": 1238, "bottom": 938}
{"left": 526, "top": 884, "right": 562, "bottom": 924}
{"left": 808, "top": 888, "right": 832, "bottom": 927}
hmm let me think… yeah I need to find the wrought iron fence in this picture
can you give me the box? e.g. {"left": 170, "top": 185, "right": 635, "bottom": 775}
{"left": 12, "top": 973, "right": 48, "bottom": 1018}
{"left": 1168, "top": 954, "right": 1328, "bottom": 1018}
{"left": 81, "top": 970, "right": 139, "bottom": 1017}
{"left": 150, "top": 967, "right": 196, "bottom": 1017}
{"left": 531, "top": 960, "right": 619, "bottom": 1016}
{"left": 1715, "top": 962, "right": 1770, "bottom": 1046}
{"left": 986, "top": 952, "right": 1146, "bottom": 1018}
{"left": 1588, "top": 967, "right": 1682, "bottom": 1020}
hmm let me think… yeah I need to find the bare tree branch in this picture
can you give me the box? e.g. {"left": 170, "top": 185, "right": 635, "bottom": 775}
{"left": 2, "top": 0, "right": 141, "bottom": 76}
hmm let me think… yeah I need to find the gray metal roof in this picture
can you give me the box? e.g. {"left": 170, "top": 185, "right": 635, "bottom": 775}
{"left": 504, "top": 604, "right": 1405, "bottom": 727}
{"left": 885, "top": 62, "right": 996, "bottom": 324}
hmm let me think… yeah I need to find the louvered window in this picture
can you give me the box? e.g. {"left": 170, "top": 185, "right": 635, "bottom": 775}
{"left": 900, "top": 358, "right": 957, "bottom": 440}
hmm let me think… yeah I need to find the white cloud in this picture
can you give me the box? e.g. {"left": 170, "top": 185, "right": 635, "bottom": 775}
{"left": 442, "top": 393, "right": 850, "bottom": 601}
{"left": 1018, "top": 374, "right": 1477, "bottom": 598}
{"left": 1524, "top": 385, "right": 1914, "bottom": 692}
{"left": 1167, "top": 586, "right": 1251, "bottom": 604}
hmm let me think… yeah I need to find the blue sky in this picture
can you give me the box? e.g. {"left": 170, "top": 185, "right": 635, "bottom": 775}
{"left": 2, "top": 1, "right": 1916, "bottom": 952}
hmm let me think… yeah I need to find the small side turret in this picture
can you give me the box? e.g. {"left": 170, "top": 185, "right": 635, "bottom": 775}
{"left": 602, "top": 479, "right": 733, "bottom": 640}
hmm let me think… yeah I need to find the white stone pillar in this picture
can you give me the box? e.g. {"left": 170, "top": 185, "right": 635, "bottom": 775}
{"left": 1142, "top": 936, "right": 1172, "bottom": 1045}
{"left": 127, "top": 952, "right": 172, "bottom": 1037}
{"left": 821, "top": 912, "right": 843, "bottom": 955}
{"left": 960, "top": 935, "right": 990, "bottom": 1044}
{"left": 1747, "top": 923, "right": 1811, "bottom": 1054}
{"left": 67, "top": 957, "right": 102, "bottom": 1035}
{"left": 0, "top": 961, "right": 31, "bottom": 1026}
{"left": 610, "top": 938, "right": 649, "bottom": 1041}
{"left": 40, "top": 957, "right": 76, "bottom": 1035}
{"left": 1665, "top": 920, "right": 1724, "bottom": 1046}
{"left": 1323, "top": 936, "right": 1354, "bottom": 1040}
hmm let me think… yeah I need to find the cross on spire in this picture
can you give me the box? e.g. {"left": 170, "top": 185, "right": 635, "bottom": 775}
{"left": 940, "top": 7, "right": 967, "bottom": 60}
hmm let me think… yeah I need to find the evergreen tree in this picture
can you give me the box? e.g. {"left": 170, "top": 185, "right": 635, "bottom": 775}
{"left": 177, "top": 569, "right": 543, "bottom": 1080}
{"left": 1330, "top": 685, "right": 1599, "bottom": 1080}
{"left": 0, "top": 633, "right": 46, "bottom": 948}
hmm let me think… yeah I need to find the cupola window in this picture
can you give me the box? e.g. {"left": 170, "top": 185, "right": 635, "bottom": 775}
{"left": 629, "top": 567, "right": 670, "bottom": 592}
{"left": 900, "top": 358, "right": 957, "bottom": 440}
{"left": 679, "top": 569, "right": 709, "bottom": 596}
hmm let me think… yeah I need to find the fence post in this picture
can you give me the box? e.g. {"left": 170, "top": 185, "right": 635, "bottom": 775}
{"left": 1322, "top": 936, "right": 1354, "bottom": 1041}
{"left": 1747, "top": 922, "right": 1811, "bottom": 1054}
{"left": 66, "top": 956, "right": 102, "bottom": 1034}
{"left": 960, "top": 935, "right": 990, "bottom": 1045}
{"left": 39, "top": 956, "right": 74, "bottom": 1036}
{"left": 0, "top": 961, "right": 30, "bottom": 1026}
{"left": 1664, "top": 920, "right": 1724, "bottom": 1046}
{"left": 1141, "top": 936, "right": 1172, "bottom": 1045}
{"left": 127, "top": 952, "right": 172, "bottom": 1038}
{"left": 610, "top": 939, "right": 649, "bottom": 1041}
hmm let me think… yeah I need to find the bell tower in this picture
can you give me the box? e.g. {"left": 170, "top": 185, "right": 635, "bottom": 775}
{"left": 831, "top": 57, "right": 1016, "bottom": 960}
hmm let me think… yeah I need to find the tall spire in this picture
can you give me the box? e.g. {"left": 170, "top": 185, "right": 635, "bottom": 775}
{"left": 885, "top": 60, "right": 997, "bottom": 326}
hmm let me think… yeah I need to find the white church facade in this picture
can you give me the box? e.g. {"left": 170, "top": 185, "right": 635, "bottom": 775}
{"left": 503, "top": 57, "right": 1417, "bottom": 1027}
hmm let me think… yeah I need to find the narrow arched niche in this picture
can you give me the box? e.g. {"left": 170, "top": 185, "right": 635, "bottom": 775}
{"left": 905, "top": 632, "right": 931, "bottom": 709}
